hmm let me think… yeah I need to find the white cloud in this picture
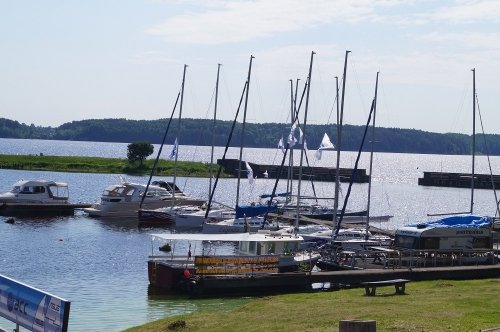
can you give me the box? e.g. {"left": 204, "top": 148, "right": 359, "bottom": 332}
{"left": 418, "top": 31, "right": 500, "bottom": 51}
{"left": 146, "top": 0, "right": 407, "bottom": 45}
{"left": 426, "top": 0, "right": 500, "bottom": 23}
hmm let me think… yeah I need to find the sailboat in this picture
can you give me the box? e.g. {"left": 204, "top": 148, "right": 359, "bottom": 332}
{"left": 393, "top": 68, "right": 497, "bottom": 255}
{"left": 202, "top": 56, "right": 282, "bottom": 234}
{"left": 137, "top": 65, "right": 206, "bottom": 225}
{"left": 306, "top": 70, "right": 392, "bottom": 254}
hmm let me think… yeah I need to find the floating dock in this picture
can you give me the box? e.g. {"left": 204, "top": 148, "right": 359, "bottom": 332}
{"left": 0, "top": 202, "right": 92, "bottom": 216}
{"left": 217, "top": 159, "right": 370, "bottom": 183}
{"left": 418, "top": 171, "right": 500, "bottom": 189}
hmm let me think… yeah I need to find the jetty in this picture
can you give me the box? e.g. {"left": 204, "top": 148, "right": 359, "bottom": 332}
{"left": 418, "top": 171, "right": 500, "bottom": 189}
{"left": 180, "top": 263, "right": 500, "bottom": 297}
{"left": 0, "top": 202, "right": 91, "bottom": 216}
{"left": 217, "top": 159, "right": 370, "bottom": 183}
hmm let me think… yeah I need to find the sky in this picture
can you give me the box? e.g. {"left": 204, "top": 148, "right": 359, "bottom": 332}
{"left": 1, "top": 0, "right": 500, "bottom": 135}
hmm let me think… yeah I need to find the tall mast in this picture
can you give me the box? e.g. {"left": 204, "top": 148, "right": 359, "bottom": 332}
{"left": 471, "top": 68, "right": 476, "bottom": 214}
{"left": 333, "top": 51, "right": 350, "bottom": 227}
{"left": 286, "top": 79, "right": 294, "bottom": 201}
{"left": 172, "top": 64, "right": 187, "bottom": 204}
{"left": 209, "top": 64, "right": 221, "bottom": 197}
{"left": 295, "top": 51, "right": 315, "bottom": 227}
{"left": 235, "top": 55, "right": 254, "bottom": 207}
{"left": 366, "top": 71, "right": 379, "bottom": 238}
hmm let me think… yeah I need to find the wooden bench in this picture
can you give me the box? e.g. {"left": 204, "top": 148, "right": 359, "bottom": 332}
{"left": 361, "top": 279, "right": 410, "bottom": 296}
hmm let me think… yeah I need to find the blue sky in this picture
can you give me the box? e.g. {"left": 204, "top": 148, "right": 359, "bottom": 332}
{"left": 1, "top": 0, "right": 500, "bottom": 135}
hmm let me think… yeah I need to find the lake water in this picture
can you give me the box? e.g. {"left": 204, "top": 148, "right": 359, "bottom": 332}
{"left": 1, "top": 138, "right": 500, "bottom": 331}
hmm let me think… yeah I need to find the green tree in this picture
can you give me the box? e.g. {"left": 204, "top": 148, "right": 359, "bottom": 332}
{"left": 127, "top": 141, "right": 154, "bottom": 166}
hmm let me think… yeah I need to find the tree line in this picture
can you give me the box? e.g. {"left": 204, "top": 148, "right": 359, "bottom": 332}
{"left": 1, "top": 117, "right": 499, "bottom": 155}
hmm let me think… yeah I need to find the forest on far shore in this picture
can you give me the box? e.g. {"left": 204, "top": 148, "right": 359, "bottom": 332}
{"left": 1, "top": 117, "right": 498, "bottom": 155}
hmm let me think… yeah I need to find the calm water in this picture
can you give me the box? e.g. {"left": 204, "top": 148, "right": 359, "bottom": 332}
{"left": 1, "top": 138, "right": 500, "bottom": 331}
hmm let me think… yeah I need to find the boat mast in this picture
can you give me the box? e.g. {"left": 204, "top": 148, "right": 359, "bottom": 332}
{"left": 172, "top": 64, "right": 187, "bottom": 205}
{"left": 235, "top": 55, "right": 254, "bottom": 207}
{"left": 333, "top": 51, "right": 350, "bottom": 227}
{"left": 209, "top": 64, "right": 221, "bottom": 198}
{"left": 471, "top": 68, "right": 476, "bottom": 214}
{"left": 286, "top": 79, "right": 293, "bottom": 202}
{"left": 295, "top": 51, "right": 315, "bottom": 227}
{"left": 366, "top": 71, "right": 379, "bottom": 239}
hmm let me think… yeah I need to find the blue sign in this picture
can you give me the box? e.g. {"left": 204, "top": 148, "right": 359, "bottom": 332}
{"left": 0, "top": 274, "right": 70, "bottom": 332}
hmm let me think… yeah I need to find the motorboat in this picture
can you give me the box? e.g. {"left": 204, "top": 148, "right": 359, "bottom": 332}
{"left": 84, "top": 182, "right": 205, "bottom": 218}
{"left": 147, "top": 230, "right": 321, "bottom": 292}
{"left": 0, "top": 180, "right": 69, "bottom": 204}
{"left": 394, "top": 214, "right": 493, "bottom": 250}
{"left": 0, "top": 179, "right": 89, "bottom": 216}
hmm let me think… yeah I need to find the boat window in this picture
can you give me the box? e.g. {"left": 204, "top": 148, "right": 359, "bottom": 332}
{"left": 421, "top": 237, "right": 439, "bottom": 250}
{"left": 33, "top": 186, "right": 45, "bottom": 193}
{"left": 11, "top": 186, "right": 21, "bottom": 193}
{"left": 125, "top": 188, "right": 135, "bottom": 196}
{"left": 21, "top": 186, "right": 33, "bottom": 193}
{"left": 267, "top": 242, "right": 276, "bottom": 254}
{"left": 249, "top": 241, "right": 256, "bottom": 253}
{"left": 239, "top": 241, "right": 249, "bottom": 253}
{"left": 284, "top": 242, "right": 298, "bottom": 253}
{"left": 394, "top": 235, "right": 416, "bottom": 249}
{"left": 473, "top": 237, "right": 490, "bottom": 249}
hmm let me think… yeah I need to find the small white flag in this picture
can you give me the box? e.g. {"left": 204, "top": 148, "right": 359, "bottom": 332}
{"left": 168, "top": 138, "right": 178, "bottom": 160}
{"left": 315, "top": 133, "right": 335, "bottom": 160}
{"left": 278, "top": 137, "right": 285, "bottom": 154}
{"left": 245, "top": 161, "right": 255, "bottom": 185}
{"left": 287, "top": 122, "right": 298, "bottom": 148}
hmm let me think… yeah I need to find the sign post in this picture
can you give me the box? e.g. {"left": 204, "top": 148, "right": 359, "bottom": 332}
{"left": 0, "top": 274, "right": 70, "bottom": 332}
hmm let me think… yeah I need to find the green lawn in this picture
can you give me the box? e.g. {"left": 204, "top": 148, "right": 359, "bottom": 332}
{"left": 123, "top": 279, "right": 500, "bottom": 332}
{"left": 0, "top": 154, "right": 225, "bottom": 177}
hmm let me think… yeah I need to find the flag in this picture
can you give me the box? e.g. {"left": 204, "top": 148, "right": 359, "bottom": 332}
{"left": 298, "top": 127, "right": 304, "bottom": 144}
{"left": 287, "top": 122, "right": 298, "bottom": 148}
{"left": 245, "top": 161, "right": 255, "bottom": 185}
{"left": 168, "top": 138, "right": 178, "bottom": 160}
{"left": 278, "top": 137, "right": 285, "bottom": 154}
{"left": 315, "top": 133, "right": 335, "bottom": 160}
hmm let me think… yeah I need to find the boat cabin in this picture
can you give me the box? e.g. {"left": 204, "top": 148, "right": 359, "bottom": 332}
{"left": 100, "top": 183, "right": 169, "bottom": 203}
{"left": 394, "top": 214, "right": 492, "bottom": 250}
{"left": 0, "top": 180, "right": 69, "bottom": 203}
{"left": 238, "top": 232, "right": 301, "bottom": 255}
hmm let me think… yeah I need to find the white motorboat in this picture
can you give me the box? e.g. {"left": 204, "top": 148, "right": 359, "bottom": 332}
{"left": 0, "top": 180, "right": 69, "bottom": 204}
{"left": 84, "top": 182, "right": 205, "bottom": 218}
{"left": 0, "top": 180, "right": 89, "bottom": 216}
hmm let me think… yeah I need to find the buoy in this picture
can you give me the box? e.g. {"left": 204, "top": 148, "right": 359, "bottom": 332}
{"left": 5, "top": 217, "right": 14, "bottom": 224}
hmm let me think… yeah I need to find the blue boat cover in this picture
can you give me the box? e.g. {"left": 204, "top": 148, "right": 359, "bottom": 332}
{"left": 408, "top": 214, "right": 492, "bottom": 229}
{"left": 236, "top": 204, "right": 277, "bottom": 218}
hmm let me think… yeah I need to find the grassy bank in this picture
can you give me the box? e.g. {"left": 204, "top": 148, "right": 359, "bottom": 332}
{"left": 124, "top": 279, "right": 500, "bottom": 332}
{"left": 0, "top": 154, "right": 225, "bottom": 177}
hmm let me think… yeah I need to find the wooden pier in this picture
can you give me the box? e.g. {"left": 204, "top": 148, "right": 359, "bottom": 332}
{"left": 185, "top": 264, "right": 500, "bottom": 297}
{"left": 418, "top": 171, "right": 500, "bottom": 189}
{"left": 217, "top": 159, "right": 370, "bottom": 183}
{"left": 0, "top": 202, "right": 92, "bottom": 216}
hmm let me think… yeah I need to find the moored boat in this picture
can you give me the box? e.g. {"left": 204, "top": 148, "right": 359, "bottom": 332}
{"left": 84, "top": 182, "right": 205, "bottom": 218}
{"left": 0, "top": 180, "right": 90, "bottom": 216}
{"left": 147, "top": 231, "right": 321, "bottom": 292}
